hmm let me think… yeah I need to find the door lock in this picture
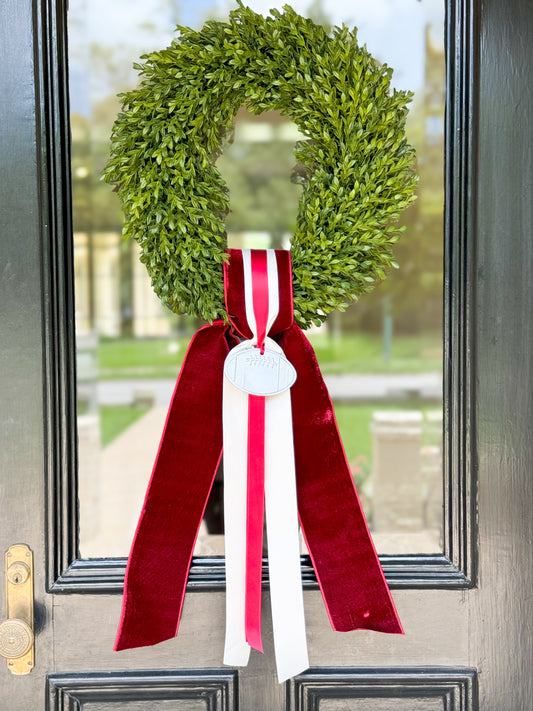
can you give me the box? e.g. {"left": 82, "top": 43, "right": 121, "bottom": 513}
{"left": 0, "top": 545, "right": 34, "bottom": 674}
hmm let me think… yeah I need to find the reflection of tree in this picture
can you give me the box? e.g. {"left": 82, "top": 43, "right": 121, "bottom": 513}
{"left": 338, "top": 25, "right": 445, "bottom": 335}
{"left": 389, "top": 27, "right": 445, "bottom": 334}
{"left": 306, "top": 0, "right": 332, "bottom": 30}
{"left": 217, "top": 110, "right": 301, "bottom": 247}
{"left": 71, "top": 111, "right": 121, "bottom": 233}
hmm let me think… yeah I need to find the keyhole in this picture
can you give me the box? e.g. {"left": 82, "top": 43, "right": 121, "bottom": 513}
{"left": 7, "top": 562, "right": 29, "bottom": 585}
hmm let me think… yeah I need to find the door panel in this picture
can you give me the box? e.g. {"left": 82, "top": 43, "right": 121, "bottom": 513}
{"left": 1, "top": 0, "right": 532, "bottom": 709}
{"left": 287, "top": 668, "right": 477, "bottom": 711}
{"left": 48, "top": 670, "right": 238, "bottom": 711}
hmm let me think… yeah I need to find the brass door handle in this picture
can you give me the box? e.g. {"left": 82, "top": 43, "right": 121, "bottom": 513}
{"left": 1, "top": 545, "right": 34, "bottom": 674}
{"left": 0, "top": 619, "right": 34, "bottom": 659}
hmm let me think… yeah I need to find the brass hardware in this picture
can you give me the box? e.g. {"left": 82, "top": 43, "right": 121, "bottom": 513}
{"left": 1, "top": 545, "right": 34, "bottom": 674}
{"left": 7, "top": 562, "right": 30, "bottom": 586}
{"left": 0, "top": 619, "right": 33, "bottom": 659}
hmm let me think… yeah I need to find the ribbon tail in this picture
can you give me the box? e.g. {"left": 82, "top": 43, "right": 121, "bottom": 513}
{"left": 115, "top": 322, "right": 235, "bottom": 651}
{"left": 223, "top": 379, "right": 309, "bottom": 679}
{"left": 223, "top": 377, "right": 252, "bottom": 666}
{"left": 279, "top": 324, "right": 404, "bottom": 636}
{"left": 265, "top": 389, "right": 309, "bottom": 683}
{"left": 245, "top": 394, "right": 265, "bottom": 652}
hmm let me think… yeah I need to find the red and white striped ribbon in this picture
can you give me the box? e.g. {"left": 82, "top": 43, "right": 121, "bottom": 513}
{"left": 223, "top": 249, "right": 309, "bottom": 682}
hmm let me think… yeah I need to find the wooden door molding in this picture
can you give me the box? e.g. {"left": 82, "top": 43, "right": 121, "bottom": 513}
{"left": 443, "top": 0, "right": 478, "bottom": 587}
{"left": 47, "top": 669, "right": 238, "bottom": 710}
{"left": 38, "top": 0, "right": 478, "bottom": 594}
{"left": 36, "top": 0, "right": 80, "bottom": 596}
{"left": 288, "top": 667, "right": 478, "bottom": 711}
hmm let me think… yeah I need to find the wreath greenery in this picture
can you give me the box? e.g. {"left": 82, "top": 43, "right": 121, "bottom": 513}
{"left": 104, "top": 2, "right": 418, "bottom": 328}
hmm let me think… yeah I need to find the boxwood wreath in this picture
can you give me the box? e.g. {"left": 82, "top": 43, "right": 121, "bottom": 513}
{"left": 104, "top": 2, "right": 418, "bottom": 328}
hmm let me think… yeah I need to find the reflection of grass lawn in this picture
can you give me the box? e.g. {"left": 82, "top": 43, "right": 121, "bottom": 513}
{"left": 99, "top": 401, "right": 440, "bottom": 475}
{"left": 96, "top": 332, "right": 441, "bottom": 379}
{"left": 100, "top": 405, "right": 150, "bottom": 448}
{"left": 309, "top": 332, "right": 442, "bottom": 374}
{"left": 98, "top": 338, "right": 186, "bottom": 379}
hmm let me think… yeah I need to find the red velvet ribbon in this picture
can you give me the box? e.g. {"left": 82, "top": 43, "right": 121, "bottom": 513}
{"left": 115, "top": 249, "right": 402, "bottom": 653}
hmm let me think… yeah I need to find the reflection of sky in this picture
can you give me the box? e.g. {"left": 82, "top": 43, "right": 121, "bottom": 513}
{"left": 218, "top": 0, "right": 443, "bottom": 91}
{"left": 69, "top": 0, "right": 444, "bottom": 115}
{"left": 179, "top": 0, "right": 219, "bottom": 27}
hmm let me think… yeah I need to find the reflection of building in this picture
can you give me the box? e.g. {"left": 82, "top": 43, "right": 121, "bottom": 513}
{"left": 74, "top": 232, "right": 120, "bottom": 335}
{"left": 74, "top": 232, "right": 173, "bottom": 337}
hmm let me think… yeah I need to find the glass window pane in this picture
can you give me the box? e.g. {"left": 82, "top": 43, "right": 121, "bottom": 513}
{"left": 70, "top": 0, "right": 445, "bottom": 558}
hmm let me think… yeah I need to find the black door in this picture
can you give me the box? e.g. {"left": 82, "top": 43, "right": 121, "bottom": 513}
{"left": 0, "top": 0, "right": 532, "bottom": 708}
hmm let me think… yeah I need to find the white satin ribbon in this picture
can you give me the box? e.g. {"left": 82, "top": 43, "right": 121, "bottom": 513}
{"left": 264, "top": 384, "right": 309, "bottom": 681}
{"left": 222, "top": 376, "right": 251, "bottom": 667}
{"left": 223, "top": 249, "right": 309, "bottom": 682}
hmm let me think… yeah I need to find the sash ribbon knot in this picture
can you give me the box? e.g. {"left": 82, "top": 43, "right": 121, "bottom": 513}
{"left": 114, "top": 248, "right": 403, "bottom": 682}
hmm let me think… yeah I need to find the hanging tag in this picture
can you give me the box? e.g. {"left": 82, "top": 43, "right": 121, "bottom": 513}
{"left": 224, "top": 337, "right": 297, "bottom": 397}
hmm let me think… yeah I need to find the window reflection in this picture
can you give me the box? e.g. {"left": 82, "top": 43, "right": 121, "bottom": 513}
{"left": 70, "top": 0, "right": 445, "bottom": 558}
